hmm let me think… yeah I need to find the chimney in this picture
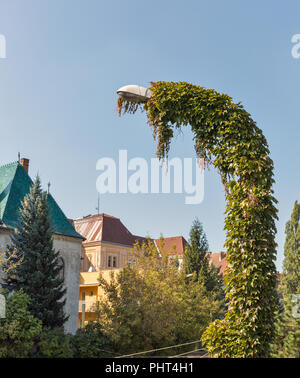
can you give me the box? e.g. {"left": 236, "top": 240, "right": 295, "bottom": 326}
{"left": 20, "top": 158, "right": 29, "bottom": 174}
{"left": 219, "top": 251, "right": 226, "bottom": 261}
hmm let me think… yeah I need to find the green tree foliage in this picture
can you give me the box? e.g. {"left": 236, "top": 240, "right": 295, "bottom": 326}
{"left": 97, "top": 239, "right": 222, "bottom": 356}
{"left": 4, "top": 176, "right": 67, "bottom": 328}
{"left": 118, "top": 81, "right": 278, "bottom": 357}
{"left": 271, "top": 201, "right": 300, "bottom": 357}
{"left": 184, "top": 218, "right": 223, "bottom": 298}
{"left": 184, "top": 218, "right": 209, "bottom": 276}
{"left": 0, "top": 247, "right": 22, "bottom": 275}
{"left": 0, "top": 290, "right": 42, "bottom": 358}
{"left": 271, "top": 296, "right": 300, "bottom": 357}
{"left": 281, "top": 201, "right": 300, "bottom": 297}
{"left": 0, "top": 290, "right": 112, "bottom": 358}
{"left": 35, "top": 328, "right": 74, "bottom": 358}
{"left": 72, "top": 322, "right": 112, "bottom": 358}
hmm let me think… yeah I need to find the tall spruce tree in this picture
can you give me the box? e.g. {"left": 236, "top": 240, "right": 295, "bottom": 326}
{"left": 184, "top": 218, "right": 223, "bottom": 297}
{"left": 184, "top": 218, "right": 209, "bottom": 277}
{"left": 281, "top": 201, "right": 300, "bottom": 297}
{"left": 271, "top": 201, "right": 300, "bottom": 357}
{"left": 4, "top": 176, "right": 67, "bottom": 328}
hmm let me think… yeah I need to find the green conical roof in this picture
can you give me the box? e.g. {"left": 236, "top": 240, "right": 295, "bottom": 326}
{"left": 0, "top": 161, "right": 83, "bottom": 239}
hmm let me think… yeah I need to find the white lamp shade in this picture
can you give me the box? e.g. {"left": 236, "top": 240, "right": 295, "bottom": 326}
{"left": 116, "top": 85, "right": 152, "bottom": 102}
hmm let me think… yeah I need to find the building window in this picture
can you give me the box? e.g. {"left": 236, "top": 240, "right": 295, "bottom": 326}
{"left": 128, "top": 258, "right": 137, "bottom": 267}
{"left": 58, "top": 257, "right": 65, "bottom": 280}
{"left": 90, "top": 291, "right": 93, "bottom": 297}
{"left": 80, "top": 255, "right": 84, "bottom": 271}
{"left": 108, "top": 255, "right": 117, "bottom": 268}
{"left": 87, "top": 254, "right": 93, "bottom": 272}
{"left": 82, "top": 292, "right": 86, "bottom": 301}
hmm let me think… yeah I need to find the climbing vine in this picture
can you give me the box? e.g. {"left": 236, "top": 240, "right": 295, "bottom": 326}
{"left": 117, "top": 81, "right": 278, "bottom": 357}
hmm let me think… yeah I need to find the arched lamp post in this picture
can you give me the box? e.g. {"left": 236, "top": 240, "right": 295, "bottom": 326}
{"left": 116, "top": 81, "right": 278, "bottom": 358}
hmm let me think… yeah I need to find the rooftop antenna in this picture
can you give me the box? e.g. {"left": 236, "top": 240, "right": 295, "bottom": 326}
{"left": 96, "top": 193, "right": 100, "bottom": 215}
{"left": 47, "top": 182, "right": 51, "bottom": 194}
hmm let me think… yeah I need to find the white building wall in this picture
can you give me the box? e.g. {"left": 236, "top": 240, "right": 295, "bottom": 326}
{"left": 0, "top": 229, "right": 12, "bottom": 250}
{"left": 53, "top": 234, "right": 82, "bottom": 335}
{"left": 0, "top": 229, "right": 11, "bottom": 284}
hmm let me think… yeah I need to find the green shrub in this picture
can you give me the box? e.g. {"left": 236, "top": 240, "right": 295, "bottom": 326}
{"left": 72, "top": 322, "right": 112, "bottom": 358}
{"left": 34, "top": 327, "right": 74, "bottom": 358}
{"left": 0, "top": 290, "right": 42, "bottom": 358}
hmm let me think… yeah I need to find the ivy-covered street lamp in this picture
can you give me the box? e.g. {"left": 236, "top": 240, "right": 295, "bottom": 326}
{"left": 116, "top": 81, "right": 278, "bottom": 358}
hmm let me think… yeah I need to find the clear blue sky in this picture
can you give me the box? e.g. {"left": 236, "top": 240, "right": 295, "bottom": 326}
{"left": 0, "top": 0, "right": 299, "bottom": 271}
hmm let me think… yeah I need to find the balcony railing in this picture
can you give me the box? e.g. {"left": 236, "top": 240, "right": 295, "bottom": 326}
{"left": 78, "top": 300, "right": 99, "bottom": 312}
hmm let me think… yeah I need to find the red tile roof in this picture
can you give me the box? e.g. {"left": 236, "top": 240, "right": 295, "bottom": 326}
{"left": 73, "top": 213, "right": 147, "bottom": 247}
{"left": 73, "top": 214, "right": 229, "bottom": 276}
{"left": 206, "top": 252, "right": 281, "bottom": 281}
{"left": 206, "top": 251, "right": 228, "bottom": 275}
{"left": 154, "top": 236, "right": 187, "bottom": 256}
{"left": 154, "top": 237, "right": 228, "bottom": 275}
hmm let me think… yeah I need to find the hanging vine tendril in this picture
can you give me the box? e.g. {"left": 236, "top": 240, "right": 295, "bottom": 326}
{"left": 117, "top": 81, "right": 278, "bottom": 357}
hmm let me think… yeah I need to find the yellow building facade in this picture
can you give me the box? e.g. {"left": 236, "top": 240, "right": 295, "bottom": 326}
{"left": 73, "top": 213, "right": 188, "bottom": 327}
{"left": 74, "top": 213, "right": 146, "bottom": 327}
{"left": 78, "top": 270, "right": 121, "bottom": 327}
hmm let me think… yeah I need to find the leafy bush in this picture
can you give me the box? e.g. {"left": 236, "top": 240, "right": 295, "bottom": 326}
{"left": 34, "top": 327, "right": 74, "bottom": 358}
{"left": 0, "top": 289, "right": 42, "bottom": 358}
{"left": 97, "top": 239, "right": 223, "bottom": 356}
{"left": 72, "top": 322, "right": 112, "bottom": 358}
